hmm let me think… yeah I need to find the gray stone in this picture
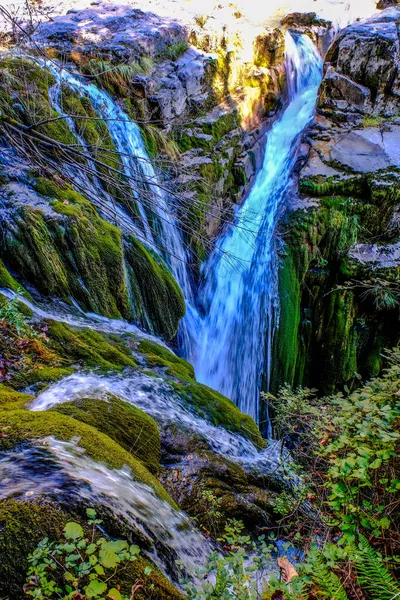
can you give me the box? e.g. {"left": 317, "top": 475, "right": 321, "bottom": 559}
{"left": 319, "top": 66, "right": 372, "bottom": 114}
{"left": 348, "top": 242, "right": 400, "bottom": 269}
{"left": 329, "top": 130, "right": 392, "bottom": 172}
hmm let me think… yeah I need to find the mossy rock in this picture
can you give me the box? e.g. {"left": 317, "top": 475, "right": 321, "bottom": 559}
{"left": 52, "top": 394, "right": 161, "bottom": 474}
{"left": 11, "top": 366, "right": 75, "bottom": 390}
{"left": 138, "top": 339, "right": 195, "bottom": 380}
{"left": 0, "top": 259, "right": 31, "bottom": 298}
{"left": 0, "top": 406, "right": 173, "bottom": 505}
{"left": 0, "top": 383, "right": 33, "bottom": 411}
{"left": 0, "top": 499, "right": 183, "bottom": 600}
{"left": 4, "top": 178, "right": 132, "bottom": 320}
{"left": 45, "top": 321, "right": 136, "bottom": 371}
{"left": 0, "top": 58, "right": 77, "bottom": 146}
{"left": 0, "top": 499, "right": 68, "bottom": 599}
{"left": 125, "top": 236, "right": 185, "bottom": 340}
{"left": 173, "top": 380, "right": 265, "bottom": 450}
{"left": 137, "top": 341, "right": 264, "bottom": 448}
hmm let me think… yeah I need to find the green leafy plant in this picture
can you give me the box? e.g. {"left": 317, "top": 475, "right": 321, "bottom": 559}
{"left": 24, "top": 509, "right": 149, "bottom": 599}
{"left": 303, "top": 545, "right": 349, "bottom": 600}
{"left": 354, "top": 535, "right": 400, "bottom": 600}
{"left": 0, "top": 289, "right": 30, "bottom": 336}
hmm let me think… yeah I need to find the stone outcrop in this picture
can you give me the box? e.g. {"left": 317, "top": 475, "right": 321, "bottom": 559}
{"left": 273, "top": 7, "right": 400, "bottom": 396}
{"left": 281, "top": 12, "right": 335, "bottom": 57}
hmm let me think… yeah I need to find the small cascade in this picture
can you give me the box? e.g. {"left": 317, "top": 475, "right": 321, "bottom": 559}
{"left": 0, "top": 438, "right": 212, "bottom": 578}
{"left": 44, "top": 64, "right": 200, "bottom": 353}
{"left": 31, "top": 373, "right": 289, "bottom": 475}
{"left": 192, "top": 34, "right": 323, "bottom": 426}
{"left": 0, "top": 288, "right": 170, "bottom": 348}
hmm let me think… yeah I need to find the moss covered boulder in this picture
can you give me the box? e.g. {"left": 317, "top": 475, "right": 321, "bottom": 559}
{"left": 125, "top": 236, "right": 185, "bottom": 340}
{"left": 0, "top": 499, "right": 183, "bottom": 600}
{"left": 52, "top": 394, "right": 161, "bottom": 474}
{"left": 138, "top": 340, "right": 265, "bottom": 449}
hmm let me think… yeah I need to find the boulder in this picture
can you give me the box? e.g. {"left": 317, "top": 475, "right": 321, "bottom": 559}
{"left": 325, "top": 8, "right": 400, "bottom": 107}
{"left": 32, "top": 3, "right": 187, "bottom": 60}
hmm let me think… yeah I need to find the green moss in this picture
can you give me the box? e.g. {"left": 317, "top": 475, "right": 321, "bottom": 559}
{"left": 160, "top": 40, "right": 189, "bottom": 61}
{"left": 0, "top": 405, "right": 173, "bottom": 504}
{"left": 3, "top": 181, "right": 131, "bottom": 319}
{"left": 52, "top": 394, "right": 161, "bottom": 474}
{"left": 299, "top": 175, "right": 367, "bottom": 198}
{"left": 125, "top": 236, "right": 185, "bottom": 340}
{"left": 11, "top": 366, "right": 74, "bottom": 389}
{"left": 136, "top": 340, "right": 264, "bottom": 447}
{"left": 0, "top": 58, "right": 77, "bottom": 146}
{"left": 0, "top": 384, "right": 33, "bottom": 411}
{"left": 0, "top": 499, "right": 68, "bottom": 599}
{"left": 0, "top": 259, "right": 31, "bottom": 298}
{"left": 46, "top": 321, "right": 136, "bottom": 371}
{"left": 141, "top": 124, "right": 180, "bottom": 160}
{"left": 272, "top": 252, "right": 303, "bottom": 389}
{"left": 197, "top": 110, "right": 239, "bottom": 144}
{"left": 138, "top": 340, "right": 195, "bottom": 380}
{"left": 172, "top": 380, "right": 265, "bottom": 450}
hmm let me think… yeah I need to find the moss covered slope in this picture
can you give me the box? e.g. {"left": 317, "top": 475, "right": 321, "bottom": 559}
{"left": 52, "top": 394, "right": 161, "bottom": 474}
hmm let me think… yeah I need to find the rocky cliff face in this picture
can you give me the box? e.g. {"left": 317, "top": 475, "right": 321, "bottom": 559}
{"left": 272, "top": 7, "right": 400, "bottom": 395}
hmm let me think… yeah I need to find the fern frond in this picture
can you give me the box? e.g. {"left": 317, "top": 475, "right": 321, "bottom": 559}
{"left": 307, "top": 545, "right": 349, "bottom": 600}
{"left": 355, "top": 535, "right": 400, "bottom": 600}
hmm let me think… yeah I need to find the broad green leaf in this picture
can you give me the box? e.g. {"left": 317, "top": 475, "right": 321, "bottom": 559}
{"left": 64, "top": 522, "right": 84, "bottom": 540}
{"left": 108, "top": 588, "right": 123, "bottom": 600}
{"left": 85, "top": 579, "right": 107, "bottom": 597}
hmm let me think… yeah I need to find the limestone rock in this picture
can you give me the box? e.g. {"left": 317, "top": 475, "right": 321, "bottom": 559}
{"left": 33, "top": 3, "right": 187, "bottom": 59}
{"left": 324, "top": 7, "right": 400, "bottom": 114}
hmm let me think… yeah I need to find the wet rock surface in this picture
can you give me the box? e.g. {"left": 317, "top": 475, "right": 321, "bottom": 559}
{"left": 273, "top": 7, "right": 400, "bottom": 395}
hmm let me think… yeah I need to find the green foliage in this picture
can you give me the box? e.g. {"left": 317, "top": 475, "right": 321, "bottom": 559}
{"left": 303, "top": 545, "right": 349, "bottom": 600}
{"left": 24, "top": 509, "right": 145, "bottom": 600}
{"left": 0, "top": 289, "right": 30, "bottom": 336}
{"left": 160, "top": 41, "right": 189, "bottom": 61}
{"left": 81, "top": 59, "right": 153, "bottom": 96}
{"left": 141, "top": 124, "right": 180, "bottom": 160}
{"left": 182, "top": 520, "right": 276, "bottom": 600}
{"left": 354, "top": 535, "right": 400, "bottom": 600}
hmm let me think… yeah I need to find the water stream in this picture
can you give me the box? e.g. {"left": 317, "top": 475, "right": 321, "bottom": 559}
{"left": 0, "top": 438, "right": 211, "bottom": 579}
{"left": 45, "top": 64, "right": 200, "bottom": 356}
{"left": 193, "top": 34, "right": 323, "bottom": 426}
{"left": 30, "top": 372, "right": 289, "bottom": 475}
{"left": 39, "top": 34, "right": 322, "bottom": 427}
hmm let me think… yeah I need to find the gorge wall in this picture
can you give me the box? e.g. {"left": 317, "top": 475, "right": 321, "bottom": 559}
{"left": 272, "top": 7, "right": 400, "bottom": 395}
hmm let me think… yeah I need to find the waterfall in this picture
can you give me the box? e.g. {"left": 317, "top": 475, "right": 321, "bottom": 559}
{"left": 45, "top": 65, "right": 199, "bottom": 353}
{"left": 192, "top": 34, "right": 323, "bottom": 427}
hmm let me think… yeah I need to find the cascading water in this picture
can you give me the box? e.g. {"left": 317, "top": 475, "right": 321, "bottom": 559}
{"left": 45, "top": 65, "right": 199, "bottom": 354}
{"left": 30, "top": 372, "right": 289, "bottom": 475}
{"left": 0, "top": 438, "right": 211, "bottom": 579}
{"left": 192, "top": 34, "right": 323, "bottom": 427}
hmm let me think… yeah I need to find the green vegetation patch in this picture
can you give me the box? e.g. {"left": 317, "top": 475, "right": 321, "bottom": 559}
{"left": 52, "top": 394, "right": 161, "bottom": 474}
{"left": 45, "top": 321, "right": 136, "bottom": 371}
{"left": 138, "top": 339, "right": 195, "bottom": 380}
{"left": 125, "top": 236, "right": 185, "bottom": 340}
{"left": 173, "top": 380, "right": 265, "bottom": 450}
